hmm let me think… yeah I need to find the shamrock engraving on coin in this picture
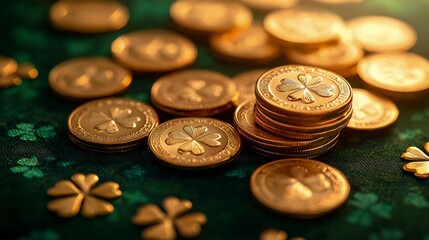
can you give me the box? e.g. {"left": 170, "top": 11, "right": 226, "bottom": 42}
{"left": 250, "top": 159, "right": 350, "bottom": 218}
{"left": 148, "top": 118, "right": 241, "bottom": 169}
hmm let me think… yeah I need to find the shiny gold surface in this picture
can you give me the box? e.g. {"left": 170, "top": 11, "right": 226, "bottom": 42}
{"left": 49, "top": 57, "right": 132, "bottom": 100}
{"left": 49, "top": 0, "right": 129, "bottom": 33}
{"left": 347, "top": 88, "right": 399, "bottom": 130}
{"left": 0, "top": 75, "right": 22, "bottom": 88}
{"left": 347, "top": 16, "right": 416, "bottom": 52}
{"left": 0, "top": 56, "right": 18, "bottom": 77}
{"left": 240, "top": 0, "right": 298, "bottom": 10}
{"left": 148, "top": 118, "right": 241, "bottom": 169}
{"left": 111, "top": 30, "right": 197, "bottom": 72}
{"left": 401, "top": 143, "right": 429, "bottom": 179}
{"left": 47, "top": 173, "right": 122, "bottom": 218}
{"left": 17, "top": 63, "right": 38, "bottom": 80}
{"left": 232, "top": 69, "right": 267, "bottom": 107}
{"left": 250, "top": 159, "right": 350, "bottom": 218}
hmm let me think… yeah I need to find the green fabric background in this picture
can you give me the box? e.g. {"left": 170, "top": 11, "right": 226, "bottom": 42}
{"left": 1, "top": 0, "right": 429, "bottom": 239}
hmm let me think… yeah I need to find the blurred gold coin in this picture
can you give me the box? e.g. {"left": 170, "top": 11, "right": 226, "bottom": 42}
{"left": 49, "top": 57, "right": 132, "bottom": 100}
{"left": 239, "top": 0, "right": 298, "bottom": 10}
{"left": 232, "top": 69, "right": 267, "bottom": 106}
{"left": 357, "top": 53, "right": 429, "bottom": 93}
{"left": 0, "top": 75, "right": 22, "bottom": 88}
{"left": 50, "top": 0, "right": 129, "bottom": 33}
{"left": 210, "top": 23, "right": 281, "bottom": 63}
{"left": 250, "top": 159, "right": 350, "bottom": 218}
{"left": 315, "top": 0, "right": 364, "bottom": 4}
{"left": 264, "top": 8, "right": 345, "bottom": 48}
{"left": 68, "top": 98, "right": 159, "bottom": 148}
{"left": 170, "top": 0, "right": 252, "bottom": 34}
{"left": 347, "top": 16, "right": 416, "bottom": 52}
{"left": 111, "top": 30, "right": 197, "bottom": 72}
{"left": 148, "top": 118, "right": 241, "bottom": 169}
{"left": 151, "top": 70, "right": 237, "bottom": 112}
{"left": 347, "top": 88, "right": 399, "bottom": 130}
{"left": 255, "top": 65, "right": 352, "bottom": 117}
{"left": 0, "top": 56, "right": 18, "bottom": 77}
{"left": 17, "top": 63, "right": 38, "bottom": 80}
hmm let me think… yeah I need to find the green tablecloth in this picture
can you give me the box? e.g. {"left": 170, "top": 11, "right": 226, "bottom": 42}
{"left": 1, "top": 0, "right": 429, "bottom": 239}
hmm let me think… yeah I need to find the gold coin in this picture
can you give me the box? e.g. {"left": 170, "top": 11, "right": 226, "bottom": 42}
{"left": 17, "top": 63, "right": 38, "bottom": 80}
{"left": 111, "top": 30, "right": 197, "bottom": 72}
{"left": 170, "top": 0, "right": 252, "bottom": 34}
{"left": 347, "top": 88, "right": 399, "bottom": 130}
{"left": 357, "top": 53, "right": 429, "bottom": 93}
{"left": 346, "top": 16, "right": 416, "bottom": 52}
{"left": 315, "top": 0, "right": 364, "bottom": 4}
{"left": 239, "top": 0, "right": 299, "bottom": 10}
{"left": 232, "top": 69, "right": 267, "bottom": 107}
{"left": 210, "top": 23, "right": 281, "bottom": 64}
{"left": 250, "top": 159, "right": 350, "bottom": 218}
{"left": 151, "top": 70, "right": 237, "bottom": 112}
{"left": 68, "top": 98, "right": 159, "bottom": 148}
{"left": 264, "top": 8, "right": 345, "bottom": 48}
{"left": 148, "top": 118, "right": 241, "bottom": 169}
{"left": 255, "top": 65, "right": 352, "bottom": 117}
{"left": 49, "top": 0, "right": 129, "bottom": 33}
{"left": 0, "top": 56, "right": 18, "bottom": 77}
{"left": 49, "top": 57, "right": 132, "bottom": 100}
{"left": 0, "top": 75, "right": 22, "bottom": 88}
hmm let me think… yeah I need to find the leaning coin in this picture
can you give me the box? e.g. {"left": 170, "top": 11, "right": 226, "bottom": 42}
{"left": 347, "top": 88, "right": 399, "bottom": 130}
{"left": 49, "top": 57, "right": 132, "bottom": 100}
{"left": 68, "top": 98, "right": 159, "bottom": 150}
{"left": 250, "top": 158, "right": 350, "bottom": 218}
{"left": 232, "top": 69, "right": 267, "bottom": 107}
{"left": 148, "top": 118, "right": 241, "bottom": 169}
{"left": 111, "top": 30, "right": 197, "bottom": 72}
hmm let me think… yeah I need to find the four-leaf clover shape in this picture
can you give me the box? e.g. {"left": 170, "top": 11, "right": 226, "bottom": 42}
{"left": 47, "top": 173, "right": 122, "bottom": 218}
{"left": 179, "top": 79, "right": 223, "bottom": 103}
{"left": 132, "top": 196, "right": 207, "bottom": 240}
{"left": 87, "top": 107, "right": 141, "bottom": 134}
{"left": 401, "top": 142, "right": 429, "bottom": 178}
{"left": 276, "top": 74, "right": 335, "bottom": 104}
{"left": 166, "top": 125, "right": 222, "bottom": 155}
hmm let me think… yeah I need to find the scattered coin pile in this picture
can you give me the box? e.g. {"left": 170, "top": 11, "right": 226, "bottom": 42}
{"left": 0, "top": 56, "right": 38, "bottom": 88}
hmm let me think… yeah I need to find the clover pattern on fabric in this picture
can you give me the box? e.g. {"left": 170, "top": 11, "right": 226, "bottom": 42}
{"left": 18, "top": 229, "right": 60, "bottom": 240}
{"left": 275, "top": 165, "right": 331, "bottom": 200}
{"left": 178, "top": 79, "right": 223, "bottom": 102}
{"left": 403, "top": 186, "right": 429, "bottom": 208}
{"left": 368, "top": 228, "right": 403, "bottom": 240}
{"left": 47, "top": 173, "right": 122, "bottom": 218}
{"left": 132, "top": 196, "right": 207, "bottom": 240}
{"left": 276, "top": 74, "right": 335, "bottom": 104}
{"left": 7, "top": 123, "right": 56, "bottom": 141}
{"left": 10, "top": 156, "right": 44, "bottom": 178}
{"left": 400, "top": 142, "right": 429, "bottom": 179}
{"left": 347, "top": 192, "right": 392, "bottom": 227}
{"left": 87, "top": 107, "right": 141, "bottom": 134}
{"left": 165, "top": 125, "right": 222, "bottom": 155}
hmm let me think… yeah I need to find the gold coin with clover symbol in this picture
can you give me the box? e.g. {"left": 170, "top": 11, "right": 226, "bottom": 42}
{"left": 47, "top": 173, "right": 122, "bottom": 218}
{"left": 401, "top": 142, "right": 429, "bottom": 179}
{"left": 148, "top": 118, "right": 241, "bottom": 169}
{"left": 250, "top": 159, "right": 350, "bottom": 218}
{"left": 256, "top": 65, "right": 352, "bottom": 118}
{"left": 132, "top": 196, "right": 207, "bottom": 240}
{"left": 68, "top": 98, "right": 159, "bottom": 151}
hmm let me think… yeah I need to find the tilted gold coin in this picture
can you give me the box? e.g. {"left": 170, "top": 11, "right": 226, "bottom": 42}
{"left": 148, "top": 118, "right": 241, "bottom": 169}
{"left": 151, "top": 70, "right": 237, "bottom": 111}
{"left": 357, "top": 53, "right": 429, "bottom": 93}
{"left": 263, "top": 8, "right": 345, "bottom": 48}
{"left": 250, "top": 159, "right": 350, "bottom": 218}
{"left": 347, "top": 16, "right": 416, "bottom": 52}
{"left": 210, "top": 23, "right": 281, "bottom": 63}
{"left": 49, "top": 57, "right": 132, "bottom": 100}
{"left": 111, "top": 30, "right": 197, "bottom": 72}
{"left": 170, "top": 0, "right": 252, "bottom": 34}
{"left": 255, "top": 65, "right": 352, "bottom": 117}
{"left": 0, "top": 56, "right": 18, "bottom": 77}
{"left": 68, "top": 98, "right": 159, "bottom": 148}
{"left": 239, "top": 0, "right": 299, "bottom": 10}
{"left": 49, "top": 0, "right": 129, "bottom": 33}
{"left": 347, "top": 88, "right": 399, "bottom": 130}
{"left": 232, "top": 69, "right": 267, "bottom": 107}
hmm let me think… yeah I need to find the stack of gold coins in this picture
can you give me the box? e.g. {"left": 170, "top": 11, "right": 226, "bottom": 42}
{"left": 151, "top": 70, "right": 237, "bottom": 116}
{"left": 236, "top": 65, "right": 352, "bottom": 157}
{"left": 68, "top": 98, "right": 159, "bottom": 153}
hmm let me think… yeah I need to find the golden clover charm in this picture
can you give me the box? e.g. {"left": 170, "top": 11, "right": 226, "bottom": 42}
{"left": 401, "top": 142, "right": 429, "bottom": 179}
{"left": 132, "top": 196, "right": 207, "bottom": 240}
{"left": 47, "top": 173, "right": 122, "bottom": 218}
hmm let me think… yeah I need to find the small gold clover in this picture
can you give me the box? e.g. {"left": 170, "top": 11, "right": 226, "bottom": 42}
{"left": 47, "top": 173, "right": 122, "bottom": 218}
{"left": 401, "top": 142, "right": 429, "bottom": 179}
{"left": 132, "top": 196, "right": 207, "bottom": 240}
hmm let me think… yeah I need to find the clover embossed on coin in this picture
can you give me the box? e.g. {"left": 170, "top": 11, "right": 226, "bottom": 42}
{"left": 87, "top": 107, "right": 141, "bottom": 134}
{"left": 250, "top": 159, "right": 350, "bottom": 218}
{"left": 148, "top": 118, "right": 241, "bottom": 169}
